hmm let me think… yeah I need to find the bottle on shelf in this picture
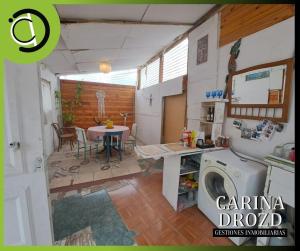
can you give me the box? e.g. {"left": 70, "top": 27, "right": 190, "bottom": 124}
{"left": 207, "top": 107, "right": 211, "bottom": 122}
{"left": 206, "top": 106, "right": 215, "bottom": 122}
{"left": 210, "top": 107, "right": 215, "bottom": 122}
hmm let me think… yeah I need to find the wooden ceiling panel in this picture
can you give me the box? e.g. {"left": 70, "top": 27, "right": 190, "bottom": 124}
{"left": 219, "top": 4, "right": 295, "bottom": 47}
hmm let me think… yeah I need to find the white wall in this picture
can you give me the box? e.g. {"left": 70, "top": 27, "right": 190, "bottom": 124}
{"left": 187, "top": 14, "right": 219, "bottom": 130}
{"left": 219, "top": 17, "right": 295, "bottom": 158}
{"left": 135, "top": 76, "right": 183, "bottom": 144}
{"left": 39, "top": 64, "right": 61, "bottom": 157}
{"left": 187, "top": 15, "right": 295, "bottom": 159}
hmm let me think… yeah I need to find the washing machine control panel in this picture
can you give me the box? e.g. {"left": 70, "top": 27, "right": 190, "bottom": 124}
{"left": 203, "top": 158, "right": 241, "bottom": 178}
{"left": 204, "top": 158, "right": 227, "bottom": 170}
{"left": 216, "top": 160, "right": 227, "bottom": 166}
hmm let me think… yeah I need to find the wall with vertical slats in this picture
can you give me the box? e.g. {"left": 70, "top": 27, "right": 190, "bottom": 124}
{"left": 60, "top": 80, "right": 135, "bottom": 129}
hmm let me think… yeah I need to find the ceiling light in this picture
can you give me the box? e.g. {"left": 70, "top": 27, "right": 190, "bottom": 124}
{"left": 99, "top": 61, "right": 112, "bottom": 73}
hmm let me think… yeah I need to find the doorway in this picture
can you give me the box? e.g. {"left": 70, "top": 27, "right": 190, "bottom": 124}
{"left": 41, "top": 80, "right": 54, "bottom": 157}
{"left": 162, "top": 91, "right": 187, "bottom": 143}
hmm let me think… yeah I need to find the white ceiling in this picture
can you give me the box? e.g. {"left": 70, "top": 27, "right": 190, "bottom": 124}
{"left": 42, "top": 4, "right": 214, "bottom": 75}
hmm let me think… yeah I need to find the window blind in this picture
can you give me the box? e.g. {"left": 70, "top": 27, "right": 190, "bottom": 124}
{"left": 140, "top": 58, "right": 160, "bottom": 89}
{"left": 163, "top": 38, "right": 188, "bottom": 82}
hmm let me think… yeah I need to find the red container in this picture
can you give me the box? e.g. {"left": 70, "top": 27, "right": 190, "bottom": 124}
{"left": 288, "top": 148, "right": 295, "bottom": 162}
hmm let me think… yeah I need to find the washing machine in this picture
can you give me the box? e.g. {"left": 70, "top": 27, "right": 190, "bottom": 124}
{"left": 198, "top": 149, "right": 267, "bottom": 245}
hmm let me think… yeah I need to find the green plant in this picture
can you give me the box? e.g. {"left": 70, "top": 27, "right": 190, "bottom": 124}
{"left": 54, "top": 90, "right": 61, "bottom": 109}
{"left": 57, "top": 82, "right": 83, "bottom": 125}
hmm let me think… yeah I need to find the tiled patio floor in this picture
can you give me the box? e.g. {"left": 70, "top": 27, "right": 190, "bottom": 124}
{"left": 47, "top": 144, "right": 143, "bottom": 190}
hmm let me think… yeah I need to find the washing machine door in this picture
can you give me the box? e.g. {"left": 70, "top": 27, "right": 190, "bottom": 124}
{"left": 201, "top": 166, "right": 237, "bottom": 207}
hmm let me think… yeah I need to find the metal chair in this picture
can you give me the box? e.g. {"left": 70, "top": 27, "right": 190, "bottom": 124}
{"left": 102, "top": 131, "right": 123, "bottom": 170}
{"left": 124, "top": 123, "right": 137, "bottom": 150}
{"left": 75, "top": 127, "right": 99, "bottom": 161}
{"left": 51, "top": 123, "right": 75, "bottom": 151}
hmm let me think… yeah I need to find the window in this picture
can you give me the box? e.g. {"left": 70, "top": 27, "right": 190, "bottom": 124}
{"left": 140, "top": 58, "right": 160, "bottom": 89}
{"left": 163, "top": 38, "right": 188, "bottom": 82}
{"left": 60, "top": 69, "right": 137, "bottom": 86}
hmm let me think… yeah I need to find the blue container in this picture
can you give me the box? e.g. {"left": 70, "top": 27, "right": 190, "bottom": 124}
{"left": 211, "top": 90, "right": 217, "bottom": 98}
{"left": 217, "top": 89, "right": 223, "bottom": 98}
{"left": 205, "top": 91, "right": 211, "bottom": 99}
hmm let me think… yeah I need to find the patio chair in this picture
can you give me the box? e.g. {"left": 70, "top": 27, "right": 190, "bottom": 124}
{"left": 51, "top": 123, "right": 75, "bottom": 152}
{"left": 75, "top": 127, "right": 99, "bottom": 161}
{"left": 102, "top": 131, "right": 123, "bottom": 170}
{"left": 124, "top": 123, "right": 137, "bottom": 151}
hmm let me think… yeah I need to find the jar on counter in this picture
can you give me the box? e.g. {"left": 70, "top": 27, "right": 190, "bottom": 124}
{"left": 289, "top": 147, "right": 295, "bottom": 162}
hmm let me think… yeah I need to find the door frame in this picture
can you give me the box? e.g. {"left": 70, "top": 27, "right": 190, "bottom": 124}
{"left": 161, "top": 76, "right": 188, "bottom": 143}
{"left": 38, "top": 72, "right": 55, "bottom": 242}
{"left": 40, "top": 78, "right": 54, "bottom": 158}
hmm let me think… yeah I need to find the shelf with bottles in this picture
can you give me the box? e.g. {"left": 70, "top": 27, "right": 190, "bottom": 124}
{"left": 204, "top": 105, "right": 215, "bottom": 123}
{"left": 200, "top": 102, "right": 225, "bottom": 124}
{"left": 199, "top": 97, "right": 227, "bottom": 142}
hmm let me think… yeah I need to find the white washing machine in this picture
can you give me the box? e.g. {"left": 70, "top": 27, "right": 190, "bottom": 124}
{"left": 198, "top": 150, "right": 267, "bottom": 245}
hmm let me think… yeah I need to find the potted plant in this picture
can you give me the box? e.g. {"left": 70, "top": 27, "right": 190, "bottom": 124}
{"left": 57, "top": 82, "right": 83, "bottom": 127}
{"left": 62, "top": 113, "right": 75, "bottom": 127}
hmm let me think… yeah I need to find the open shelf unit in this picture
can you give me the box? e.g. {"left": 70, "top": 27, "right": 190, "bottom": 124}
{"left": 177, "top": 154, "right": 201, "bottom": 211}
{"left": 162, "top": 151, "right": 203, "bottom": 212}
{"left": 199, "top": 99, "right": 228, "bottom": 141}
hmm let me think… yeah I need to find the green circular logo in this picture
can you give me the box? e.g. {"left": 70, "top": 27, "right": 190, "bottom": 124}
{"left": 1, "top": 2, "right": 60, "bottom": 63}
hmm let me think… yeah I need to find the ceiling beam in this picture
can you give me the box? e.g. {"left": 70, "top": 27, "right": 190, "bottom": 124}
{"left": 140, "top": 4, "right": 150, "bottom": 22}
{"left": 60, "top": 18, "right": 194, "bottom": 27}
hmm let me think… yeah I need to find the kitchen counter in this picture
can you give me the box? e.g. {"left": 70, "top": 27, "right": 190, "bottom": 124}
{"left": 135, "top": 142, "right": 224, "bottom": 159}
{"left": 135, "top": 142, "right": 224, "bottom": 211}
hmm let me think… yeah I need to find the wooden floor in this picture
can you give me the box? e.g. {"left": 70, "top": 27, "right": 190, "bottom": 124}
{"left": 108, "top": 172, "right": 233, "bottom": 246}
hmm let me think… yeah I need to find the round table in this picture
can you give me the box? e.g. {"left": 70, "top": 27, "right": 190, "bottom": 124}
{"left": 87, "top": 125, "right": 130, "bottom": 142}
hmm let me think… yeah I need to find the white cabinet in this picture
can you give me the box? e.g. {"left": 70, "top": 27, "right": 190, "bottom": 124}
{"left": 162, "top": 155, "right": 181, "bottom": 210}
{"left": 268, "top": 166, "right": 294, "bottom": 207}
{"left": 163, "top": 153, "right": 202, "bottom": 211}
{"left": 257, "top": 157, "right": 295, "bottom": 246}
{"left": 135, "top": 143, "right": 224, "bottom": 211}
